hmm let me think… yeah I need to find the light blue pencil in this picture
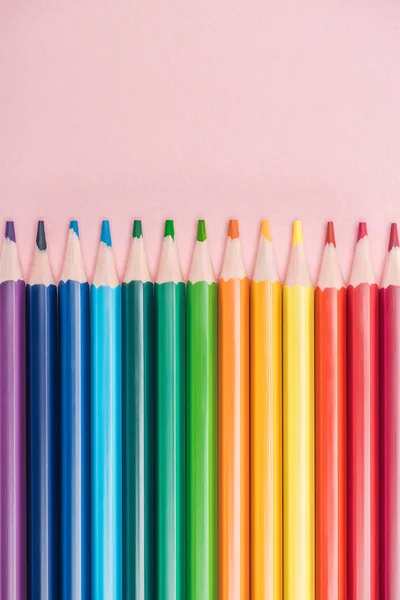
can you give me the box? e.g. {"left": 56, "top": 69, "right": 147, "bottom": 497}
{"left": 91, "top": 220, "right": 122, "bottom": 599}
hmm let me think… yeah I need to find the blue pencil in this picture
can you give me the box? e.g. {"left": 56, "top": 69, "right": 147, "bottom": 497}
{"left": 59, "top": 221, "right": 90, "bottom": 600}
{"left": 27, "top": 221, "right": 59, "bottom": 599}
{"left": 91, "top": 220, "right": 122, "bottom": 600}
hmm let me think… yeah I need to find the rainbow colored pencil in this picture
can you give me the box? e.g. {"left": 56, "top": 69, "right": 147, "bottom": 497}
{"left": 59, "top": 221, "right": 90, "bottom": 600}
{"left": 91, "top": 220, "right": 122, "bottom": 599}
{"left": 0, "top": 222, "right": 26, "bottom": 599}
{"left": 187, "top": 220, "right": 218, "bottom": 600}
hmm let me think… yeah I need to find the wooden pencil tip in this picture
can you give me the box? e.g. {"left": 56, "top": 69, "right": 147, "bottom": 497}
{"left": 69, "top": 220, "right": 79, "bottom": 238}
{"left": 261, "top": 220, "right": 271, "bottom": 241}
{"left": 228, "top": 219, "right": 239, "bottom": 239}
{"left": 5, "top": 221, "right": 16, "bottom": 242}
{"left": 133, "top": 220, "right": 142, "bottom": 239}
{"left": 197, "top": 219, "right": 207, "bottom": 242}
{"left": 36, "top": 221, "right": 46, "bottom": 251}
{"left": 164, "top": 220, "right": 175, "bottom": 239}
{"left": 357, "top": 221, "right": 368, "bottom": 241}
{"left": 100, "top": 220, "right": 112, "bottom": 246}
{"left": 325, "top": 221, "right": 336, "bottom": 246}
{"left": 292, "top": 220, "right": 303, "bottom": 245}
{"left": 389, "top": 222, "right": 399, "bottom": 251}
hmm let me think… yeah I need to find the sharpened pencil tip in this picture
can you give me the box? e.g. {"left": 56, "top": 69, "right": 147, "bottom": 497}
{"left": 133, "top": 220, "right": 142, "bottom": 238}
{"left": 36, "top": 221, "right": 46, "bottom": 251}
{"left": 100, "top": 220, "right": 112, "bottom": 246}
{"left": 292, "top": 220, "right": 303, "bottom": 245}
{"left": 261, "top": 220, "right": 271, "bottom": 241}
{"left": 164, "top": 220, "right": 174, "bottom": 239}
{"left": 228, "top": 219, "right": 239, "bottom": 239}
{"left": 389, "top": 222, "right": 399, "bottom": 251}
{"left": 197, "top": 219, "right": 207, "bottom": 242}
{"left": 5, "top": 221, "right": 16, "bottom": 242}
{"left": 325, "top": 221, "right": 336, "bottom": 246}
{"left": 357, "top": 222, "right": 368, "bottom": 242}
{"left": 69, "top": 220, "right": 79, "bottom": 237}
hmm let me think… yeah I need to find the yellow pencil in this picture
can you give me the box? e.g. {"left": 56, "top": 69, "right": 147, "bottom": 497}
{"left": 250, "top": 220, "right": 282, "bottom": 600}
{"left": 283, "top": 220, "right": 314, "bottom": 600}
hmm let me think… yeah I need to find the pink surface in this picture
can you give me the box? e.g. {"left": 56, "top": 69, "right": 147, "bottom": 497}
{"left": 1, "top": 1, "right": 400, "bottom": 283}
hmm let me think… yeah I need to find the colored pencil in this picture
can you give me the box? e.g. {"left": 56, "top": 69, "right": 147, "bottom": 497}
{"left": 379, "top": 224, "right": 400, "bottom": 600}
{"left": 187, "top": 220, "right": 218, "bottom": 600}
{"left": 218, "top": 219, "right": 249, "bottom": 600}
{"left": 155, "top": 220, "right": 186, "bottom": 600}
{"left": 91, "top": 220, "right": 122, "bottom": 600}
{"left": 122, "top": 220, "right": 154, "bottom": 600}
{"left": 283, "top": 220, "right": 314, "bottom": 600}
{"left": 315, "top": 222, "right": 346, "bottom": 600}
{"left": 250, "top": 220, "right": 282, "bottom": 600}
{"left": 0, "top": 221, "right": 26, "bottom": 600}
{"left": 347, "top": 222, "right": 378, "bottom": 600}
{"left": 27, "top": 221, "right": 59, "bottom": 599}
{"left": 59, "top": 221, "right": 90, "bottom": 600}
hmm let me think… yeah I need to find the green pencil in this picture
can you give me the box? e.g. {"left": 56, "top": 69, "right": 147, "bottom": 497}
{"left": 187, "top": 220, "right": 218, "bottom": 600}
{"left": 155, "top": 220, "right": 186, "bottom": 600}
{"left": 122, "top": 221, "right": 154, "bottom": 600}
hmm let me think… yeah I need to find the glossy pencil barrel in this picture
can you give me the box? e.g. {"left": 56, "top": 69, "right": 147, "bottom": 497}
{"left": 250, "top": 279, "right": 282, "bottom": 600}
{"left": 27, "top": 282, "right": 59, "bottom": 599}
{"left": 187, "top": 280, "right": 218, "bottom": 600}
{"left": 315, "top": 286, "right": 347, "bottom": 600}
{"left": 91, "top": 285, "right": 122, "bottom": 599}
{"left": 283, "top": 284, "right": 314, "bottom": 600}
{"left": 218, "top": 277, "right": 249, "bottom": 600}
{"left": 347, "top": 283, "right": 378, "bottom": 600}
{"left": 0, "top": 280, "right": 26, "bottom": 600}
{"left": 380, "top": 285, "right": 400, "bottom": 599}
{"left": 122, "top": 281, "right": 154, "bottom": 600}
{"left": 155, "top": 281, "right": 185, "bottom": 600}
{"left": 59, "top": 280, "right": 90, "bottom": 600}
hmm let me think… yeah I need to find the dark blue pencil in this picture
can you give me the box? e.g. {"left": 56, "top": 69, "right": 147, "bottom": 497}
{"left": 59, "top": 221, "right": 90, "bottom": 600}
{"left": 27, "top": 221, "right": 59, "bottom": 599}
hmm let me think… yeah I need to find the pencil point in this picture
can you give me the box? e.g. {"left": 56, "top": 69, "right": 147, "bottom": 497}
{"left": 100, "top": 220, "right": 112, "bottom": 246}
{"left": 261, "top": 220, "right": 271, "bottom": 241}
{"left": 36, "top": 221, "right": 47, "bottom": 251}
{"left": 325, "top": 221, "right": 336, "bottom": 246}
{"left": 133, "top": 220, "right": 142, "bottom": 238}
{"left": 292, "top": 220, "right": 303, "bottom": 245}
{"left": 357, "top": 222, "right": 368, "bottom": 241}
{"left": 164, "top": 220, "right": 175, "bottom": 239}
{"left": 69, "top": 220, "right": 79, "bottom": 237}
{"left": 389, "top": 222, "right": 399, "bottom": 251}
{"left": 228, "top": 219, "right": 239, "bottom": 239}
{"left": 5, "top": 221, "right": 16, "bottom": 242}
{"left": 197, "top": 219, "right": 207, "bottom": 242}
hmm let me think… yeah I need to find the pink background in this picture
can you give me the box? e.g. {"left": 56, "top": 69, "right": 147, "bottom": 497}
{"left": 1, "top": 0, "right": 400, "bottom": 283}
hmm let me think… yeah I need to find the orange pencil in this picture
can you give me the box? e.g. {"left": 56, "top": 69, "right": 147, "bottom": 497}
{"left": 218, "top": 219, "right": 249, "bottom": 600}
{"left": 315, "top": 222, "right": 347, "bottom": 600}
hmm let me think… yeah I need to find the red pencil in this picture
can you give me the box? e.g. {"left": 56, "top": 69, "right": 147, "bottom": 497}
{"left": 347, "top": 222, "right": 379, "bottom": 600}
{"left": 315, "top": 222, "right": 346, "bottom": 600}
{"left": 380, "top": 223, "right": 400, "bottom": 600}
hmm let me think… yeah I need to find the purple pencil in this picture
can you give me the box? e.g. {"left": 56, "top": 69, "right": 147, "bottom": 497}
{"left": 0, "top": 221, "right": 26, "bottom": 599}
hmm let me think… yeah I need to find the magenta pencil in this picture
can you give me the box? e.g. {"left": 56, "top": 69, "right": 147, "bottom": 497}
{"left": 380, "top": 223, "right": 400, "bottom": 600}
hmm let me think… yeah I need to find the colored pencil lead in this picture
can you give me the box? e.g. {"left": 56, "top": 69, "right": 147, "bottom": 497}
{"left": 261, "top": 219, "right": 271, "bottom": 241}
{"left": 5, "top": 220, "right": 16, "bottom": 242}
{"left": 292, "top": 220, "right": 303, "bottom": 245}
{"left": 69, "top": 220, "right": 79, "bottom": 237}
{"left": 388, "top": 222, "right": 399, "bottom": 251}
{"left": 100, "top": 219, "right": 112, "bottom": 246}
{"left": 164, "top": 219, "right": 175, "bottom": 239}
{"left": 133, "top": 220, "right": 143, "bottom": 238}
{"left": 325, "top": 221, "right": 336, "bottom": 246}
{"left": 357, "top": 221, "right": 368, "bottom": 241}
{"left": 197, "top": 219, "right": 207, "bottom": 242}
{"left": 36, "top": 220, "right": 47, "bottom": 251}
{"left": 228, "top": 218, "right": 239, "bottom": 239}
